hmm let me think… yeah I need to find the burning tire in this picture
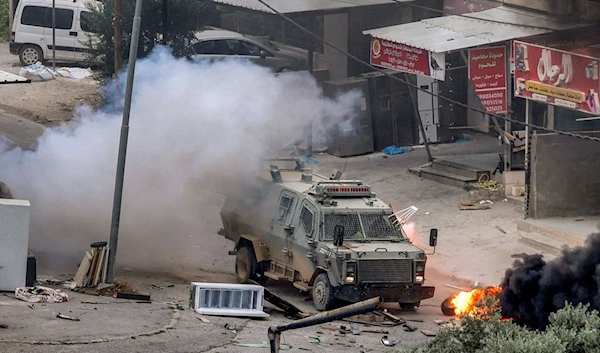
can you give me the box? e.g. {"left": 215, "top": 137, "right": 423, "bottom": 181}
{"left": 441, "top": 297, "right": 456, "bottom": 316}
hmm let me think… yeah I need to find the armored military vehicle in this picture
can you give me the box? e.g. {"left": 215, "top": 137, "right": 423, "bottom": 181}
{"left": 218, "top": 158, "right": 438, "bottom": 311}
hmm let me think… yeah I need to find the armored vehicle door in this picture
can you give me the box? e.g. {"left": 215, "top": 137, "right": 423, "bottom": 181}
{"left": 271, "top": 190, "right": 298, "bottom": 262}
{"left": 288, "top": 199, "right": 319, "bottom": 280}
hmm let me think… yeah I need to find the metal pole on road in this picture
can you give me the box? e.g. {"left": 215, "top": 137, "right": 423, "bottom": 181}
{"left": 106, "top": 0, "right": 144, "bottom": 284}
{"left": 52, "top": 0, "right": 55, "bottom": 71}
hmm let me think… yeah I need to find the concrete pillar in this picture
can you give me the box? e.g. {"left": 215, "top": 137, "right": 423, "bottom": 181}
{"left": 324, "top": 13, "right": 348, "bottom": 80}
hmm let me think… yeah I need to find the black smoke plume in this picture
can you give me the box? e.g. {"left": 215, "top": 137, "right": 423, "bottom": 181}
{"left": 499, "top": 232, "right": 600, "bottom": 329}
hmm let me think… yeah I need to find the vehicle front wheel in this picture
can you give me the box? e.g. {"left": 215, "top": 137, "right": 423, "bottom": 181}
{"left": 235, "top": 247, "right": 267, "bottom": 285}
{"left": 19, "top": 45, "right": 43, "bottom": 66}
{"left": 312, "top": 273, "right": 336, "bottom": 311}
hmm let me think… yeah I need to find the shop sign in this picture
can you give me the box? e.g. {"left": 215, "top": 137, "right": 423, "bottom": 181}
{"left": 468, "top": 46, "right": 507, "bottom": 114}
{"left": 370, "top": 37, "right": 445, "bottom": 81}
{"left": 514, "top": 40, "right": 600, "bottom": 114}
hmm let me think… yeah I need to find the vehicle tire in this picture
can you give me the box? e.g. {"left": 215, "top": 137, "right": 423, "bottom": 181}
{"left": 400, "top": 302, "right": 418, "bottom": 311}
{"left": 312, "top": 273, "right": 336, "bottom": 311}
{"left": 19, "top": 45, "right": 43, "bottom": 66}
{"left": 235, "top": 247, "right": 267, "bottom": 285}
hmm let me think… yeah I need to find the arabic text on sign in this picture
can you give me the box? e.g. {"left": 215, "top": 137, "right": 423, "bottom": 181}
{"left": 525, "top": 81, "right": 584, "bottom": 103}
{"left": 381, "top": 40, "right": 424, "bottom": 55}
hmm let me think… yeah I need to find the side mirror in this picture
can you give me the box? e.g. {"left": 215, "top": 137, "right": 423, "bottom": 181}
{"left": 333, "top": 225, "right": 345, "bottom": 247}
{"left": 259, "top": 50, "right": 268, "bottom": 58}
{"left": 429, "top": 228, "right": 438, "bottom": 247}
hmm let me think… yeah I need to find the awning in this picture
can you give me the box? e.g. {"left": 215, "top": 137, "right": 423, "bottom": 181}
{"left": 210, "top": 0, "right": 412, "bottom": 14}
{"left": 363, "top": 6, "right": 586, "bottom": 53}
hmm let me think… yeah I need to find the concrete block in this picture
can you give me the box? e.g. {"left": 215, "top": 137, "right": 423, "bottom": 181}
{"left": 189, "top": 282, "right": 269, "bottom": 318}
{"left": 504, "top": 171, "right": 525, "bottom": 185}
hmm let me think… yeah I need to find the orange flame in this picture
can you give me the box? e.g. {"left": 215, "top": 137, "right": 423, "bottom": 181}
{"left": 450, "top": 286, "right": 502, "bottom": 316}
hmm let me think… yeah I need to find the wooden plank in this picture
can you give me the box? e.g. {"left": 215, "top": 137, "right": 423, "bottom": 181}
{"left": 86, "top": 248, "right": 100, "bottom": 287}
{"left": 101, "top": 246, "right": 109, "bottom": 283}
{"left": 93, "top": 247, "right": 106, "bottom": 286}
{"left": 74, "top": 252, "right": 93, "bottom": 287}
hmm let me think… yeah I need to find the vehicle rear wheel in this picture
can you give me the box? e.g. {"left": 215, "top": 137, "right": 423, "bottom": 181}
{"left": 235, "top": 247, "right": 267, "bottom": 285}
{"left": 312, "top": 273, "right": 335, "bottom": 311}
{"left": 19, "top": 45, "right": 43, "bottom": 66}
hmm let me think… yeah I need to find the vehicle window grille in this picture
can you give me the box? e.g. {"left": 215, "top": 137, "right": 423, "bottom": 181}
{"left": 360, "top": 214, "right": 398, "bottom": 239}
{"left": 323, "top": 213, "right": 363, "bottom": 240}
{"left": 300, "top": 206, "right": 313, "bottom": 235}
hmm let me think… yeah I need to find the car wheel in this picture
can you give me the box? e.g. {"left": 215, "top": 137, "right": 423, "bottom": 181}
{"left": 312, "top": 273, "right": 336, "bottom": 311}
{"left": 235, "top": 247, "right": 267, "bottom": 285}
{"left": 19, "top": 45, "right": 43, "bottom": 66}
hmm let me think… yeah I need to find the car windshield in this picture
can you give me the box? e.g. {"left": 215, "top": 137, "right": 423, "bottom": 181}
{"left": 322, "top": 212, "right": 404, "bottom": 241}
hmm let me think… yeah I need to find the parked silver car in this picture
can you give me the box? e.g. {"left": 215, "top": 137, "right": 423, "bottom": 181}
{"left": 190, "top": 30, "right": 308, "bottom": 72}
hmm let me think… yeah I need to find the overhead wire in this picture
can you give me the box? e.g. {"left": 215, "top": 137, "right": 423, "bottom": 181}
{"left": 256, "top": 0, "right": 600, "bottom": 142}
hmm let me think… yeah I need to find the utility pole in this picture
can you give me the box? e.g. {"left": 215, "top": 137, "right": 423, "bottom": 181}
{"left": 162, "top": 0, "right": 168, "bottom": 45}
{"left": 106, "top": 0, "right": 144, "bottom": 284}
{"left": 114, "top": 0, "right": 122, "bottom": 74}
{"left": 52, "top": 0, "right": 56, "bottom": 70}
{"left": 305, "top": 16, "right": 315, "bottom": 157}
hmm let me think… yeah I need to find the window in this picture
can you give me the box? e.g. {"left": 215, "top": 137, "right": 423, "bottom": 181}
{"left": 21, "top": 6, "right": 47, "bottom": 27}
{"left": 194, "top": 40, "right": 229, "bottom": 55}
{"left": 80, "top": 11, "right": 96, "bottom": 33}
{"left": 21, "top": 6, "right": 74, "bottom": 30}
{"left": 300, "top": 206, "right": 313, "bottom": 235}
{"left": 237, "top": 40, "right": 261, "bottom": 56}
{"left": 323, "top": 213, "right": 400, "bottom": 240}
{"left": 278, "top": 195, "right": 293, "bottom": 220}
{"left": 54, "top": 8, "right": 74, "bottom": 30}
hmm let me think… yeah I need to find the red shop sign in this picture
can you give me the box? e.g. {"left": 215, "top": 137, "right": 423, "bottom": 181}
{"left": 514, "top": 40, "right": 600, "bottom": 114}
{"left": 370, "top": 37, "right": 445, "bottom": 81}
{"left": 468, "top": 46, "right": 507, "bottom": 114}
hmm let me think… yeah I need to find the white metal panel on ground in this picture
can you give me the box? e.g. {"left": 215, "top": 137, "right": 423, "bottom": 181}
{"left": 364, "top": 6, "right": 584, "bottom": 53}
{"left": 190, "top": 282, "right": 269, "bottom": 318}
{"left": 0, "top": 70, "right": 30, "bottom": 84}
{"left": 211, "top": 0, "right": 411, "bottom": 14}
{"left": 0, "top": 199, "right": 31, "bottom": 291}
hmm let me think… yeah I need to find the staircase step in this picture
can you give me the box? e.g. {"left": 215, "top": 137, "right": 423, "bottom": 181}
{"left": 264, "top": 271, "right": 284, "bottom": 281}
{"left": 518, "top": 231, "right": 567, "bottom": 258}
{"left": 293, "top": 281, "right": 312, "bottom": 292}
{"left": 431, "top": 159, "right": 491, "bottom": 180}
{"left": 410, "top": 166, "right": 474, "bottom": 188}
{"left": 517, "top": 219, "right": 585, "bottom": 248}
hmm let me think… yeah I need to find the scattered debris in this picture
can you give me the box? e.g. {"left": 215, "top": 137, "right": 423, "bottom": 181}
{"left": 351, "top": 323, "right": 360, "bottom": 335}
{"left": 56, "top": 313, "right": 80, "bottom": 321}
{"left": 197, "top": 316, "right": 210, "bottom": 323}
{"left": 62, "top": 282, "right": 76, "bottom": 290}
{"left": 15, "top": 286, "right": 68, "bottom": 303}
{"left": 251, "top": 280, "right": 309, "bottom": 319}
{"left": 307, "top": 337, "right": 322, "bottom": 344}
{"left": 362, "top": 329, "right": 389, "bottom": 334}
{"left": 234, "top": 342, "right": 291, "bottom": 350}
{"left": 403, "top": 323, "right": 417, "bottom": 332}
{"left": 434, "top": 319, "right": 448, "bottom": 325}
{"left": 575, "top": 218, "right": 585, "bottom": 222}
{"left": 421, "top": 330, "right": 437, "bottom": 337}
{"left": 379, "top": 310, "right": 403, "bottom": 323}
{"left": 36, "top": 275, "right": 63, "bottom": 286}
{"left": 224, "top": 323, "right": 241, "bottom": 333}
{"left": 406, "top": 318, "right": 424, "bottom": 323}
{"left": 383, "top": 145, "right": 412, "bottom": 155}
{"left": 28, "top": 304, "right": 34, "bottom": 309}
{"left": 443, "top": 283, "right": 471, "bottom": 291}
{"left": 319, "top": 325, "right": 337, "bottom": 331}
{"left": 479, "top": 200, "right": 493, "bottom": 204}
{"left": 0, "top": 324, "right": 8, "bottom": 329}
{"left": 459, "top": 202, "right": 491, "bottom": 210}
{"left": 116, "top": 292, "right": 151, "bottom": 301}
{"left": 349, "top": 338, "right": 357, "bottom": 343}
{"left": 495, "top": 226, "right": 506, "bottom": 234}
{"left": 381, "top": 335, "right": 400, "bottom": 347}
{"left": 150, "top": 284, "right": 175, "bottom": 290}
{"left": 511, "top": 253, "right": 529, "bottom": 259}
{"left": 191, "top": 282, "right": 268, "bottom": 318}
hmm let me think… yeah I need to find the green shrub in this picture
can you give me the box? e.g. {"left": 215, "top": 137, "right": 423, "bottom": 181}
{"left": 0, "top": 0, "right": 9, "bottom": 41}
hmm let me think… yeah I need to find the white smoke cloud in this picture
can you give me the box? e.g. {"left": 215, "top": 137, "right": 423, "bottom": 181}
{"left": 0, "top": 48, "right": 361, "bottom": 274}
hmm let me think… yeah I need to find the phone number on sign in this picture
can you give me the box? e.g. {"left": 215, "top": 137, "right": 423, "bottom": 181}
{"left": 483, "top": 103, "right": 505, "bottom": 112}
{"left": 479, "top": 92, "right": 504, "bottom": 99}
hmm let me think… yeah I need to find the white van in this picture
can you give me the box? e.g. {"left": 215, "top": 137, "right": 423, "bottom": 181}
{"left": 9, "top": 0, "right": 99, "bottom": 66}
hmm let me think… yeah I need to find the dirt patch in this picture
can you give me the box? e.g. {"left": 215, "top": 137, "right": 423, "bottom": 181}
{"left": 0, "top": 43, "right": 101, "bottom": 126}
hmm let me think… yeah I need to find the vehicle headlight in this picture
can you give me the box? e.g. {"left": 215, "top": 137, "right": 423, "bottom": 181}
{"left": 345, "top": 262, "right": 356, "bottom": 283}
{"left": 345, "top": 275, "right": 355, "bottom": 283}
{"left": 415, "top": 275, "right": 424, "bottom": 283}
